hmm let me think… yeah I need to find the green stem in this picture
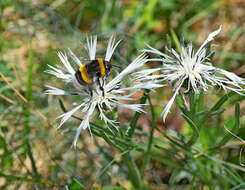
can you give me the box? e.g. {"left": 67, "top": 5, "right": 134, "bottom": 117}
{"left": 185, "top": 92, "right": 200, "bottom": 146}
{"left": 140, "top": 96, "right": 156, "bottom": 175}
{"left": 189, "top": 92, "right": 196, "bottom": 117}
{"left": 128, "top": 90, "right": 150, "bottom": 138}
{"left": 59, "top": 88, "right": 147, "bottom": 189}
{"left": 183, "top": 114, "right": 199, "bottom": 146}
{"left": 123, "top": 152, "right": 143, "bottom": 189}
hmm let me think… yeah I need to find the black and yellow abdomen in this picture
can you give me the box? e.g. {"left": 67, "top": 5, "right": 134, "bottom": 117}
{"left": 75, "top": 58, "right": 110, "bottom": 85}
{"left": 97, "top": 58, "right": 106, "bottom": 76}
{"left": 75, "top": 65, "right": 92, "bottom": 84}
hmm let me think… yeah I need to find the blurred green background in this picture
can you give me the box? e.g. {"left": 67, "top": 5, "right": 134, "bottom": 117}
{"left": 0, "top": 0, "right": 245, "bottom": 189}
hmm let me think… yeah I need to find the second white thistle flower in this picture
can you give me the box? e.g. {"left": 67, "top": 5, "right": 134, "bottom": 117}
{"left": 145, "top": 26, "right": 245, "bottom": 122}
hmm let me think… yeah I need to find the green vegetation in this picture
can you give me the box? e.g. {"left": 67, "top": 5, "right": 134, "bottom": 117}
{"left": 0, "top": 0, "right": 244, "bottom": 189}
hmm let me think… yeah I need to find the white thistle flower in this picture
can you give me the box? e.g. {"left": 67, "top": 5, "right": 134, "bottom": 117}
{"left": 144, "top": 26, "right": 245, "bottom": 122}
{"left": 45, "top": 37, "right": 163, "bottom": 146}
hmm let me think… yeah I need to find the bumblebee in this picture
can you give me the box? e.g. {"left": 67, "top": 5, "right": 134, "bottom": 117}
{"left": 75, "top": 58, "right": 112, "bottom": 86}
{"left": 74, "top": 35, "right": 120, "bottom": 96}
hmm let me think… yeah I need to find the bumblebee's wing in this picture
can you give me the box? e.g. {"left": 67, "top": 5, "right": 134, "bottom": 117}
{"left": 105, "top": 35, "right": 121, "bottom": 62}
{"left": 86, "top": 36, "right": 97, "bottom": 60}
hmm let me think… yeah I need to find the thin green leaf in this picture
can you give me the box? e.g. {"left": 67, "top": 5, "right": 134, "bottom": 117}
{"left": 97, "top": 149, "right": 130, "bottom": 178}
{"left": 182, "top": 114, "right": 200, "bottom": 146}
{"left": 198, "top": 92, "right": 235, "bottom": 126}
{"left": 216, "top": 103, "right": 240, "bottom": 148}
{"left": 128, "top": 89, "right": 149, "bottom": 138}
{"left": 170, "top": 29, "right": 182, "bottom": 53}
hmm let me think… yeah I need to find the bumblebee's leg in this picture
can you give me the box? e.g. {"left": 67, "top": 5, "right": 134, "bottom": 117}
{"left": 85, "top": 86, "right": 93, "bottom": 98}
{"left": 102, "top": 77, "right": 105, "bottom": 86}
{"left": 97, "top": 78, "right": 105, "bottom": 96}
{"left": 107, "top": 82, "right": 121, "bottom": 93}
{"left": 89, "top": 89, "right": 93, "bottom": 97}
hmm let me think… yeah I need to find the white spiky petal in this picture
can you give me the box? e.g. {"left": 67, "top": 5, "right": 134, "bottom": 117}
{"left": 68, "top": 48, "right": 82, "bottom": 66}
{"left": 86, "top": 35, "right": 97, "bottom": 60}
{"left": 46, "top": 45, "right": 163, "bottom": 146}
{"left": 57, "top": 52, "right": 75, "bottom": 75}
{"left": 145, "top": 26, "right": 245, "bottom": 122}
{"left": 105, "top": 35, "right": 121, "bottom": 62}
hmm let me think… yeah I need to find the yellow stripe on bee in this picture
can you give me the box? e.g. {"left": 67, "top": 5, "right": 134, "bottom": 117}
{"left": 79, "top": 65, "right": 92, "bottom": 83}
{"left": 97, "top": 58, "right": 106, "bottom": 76}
